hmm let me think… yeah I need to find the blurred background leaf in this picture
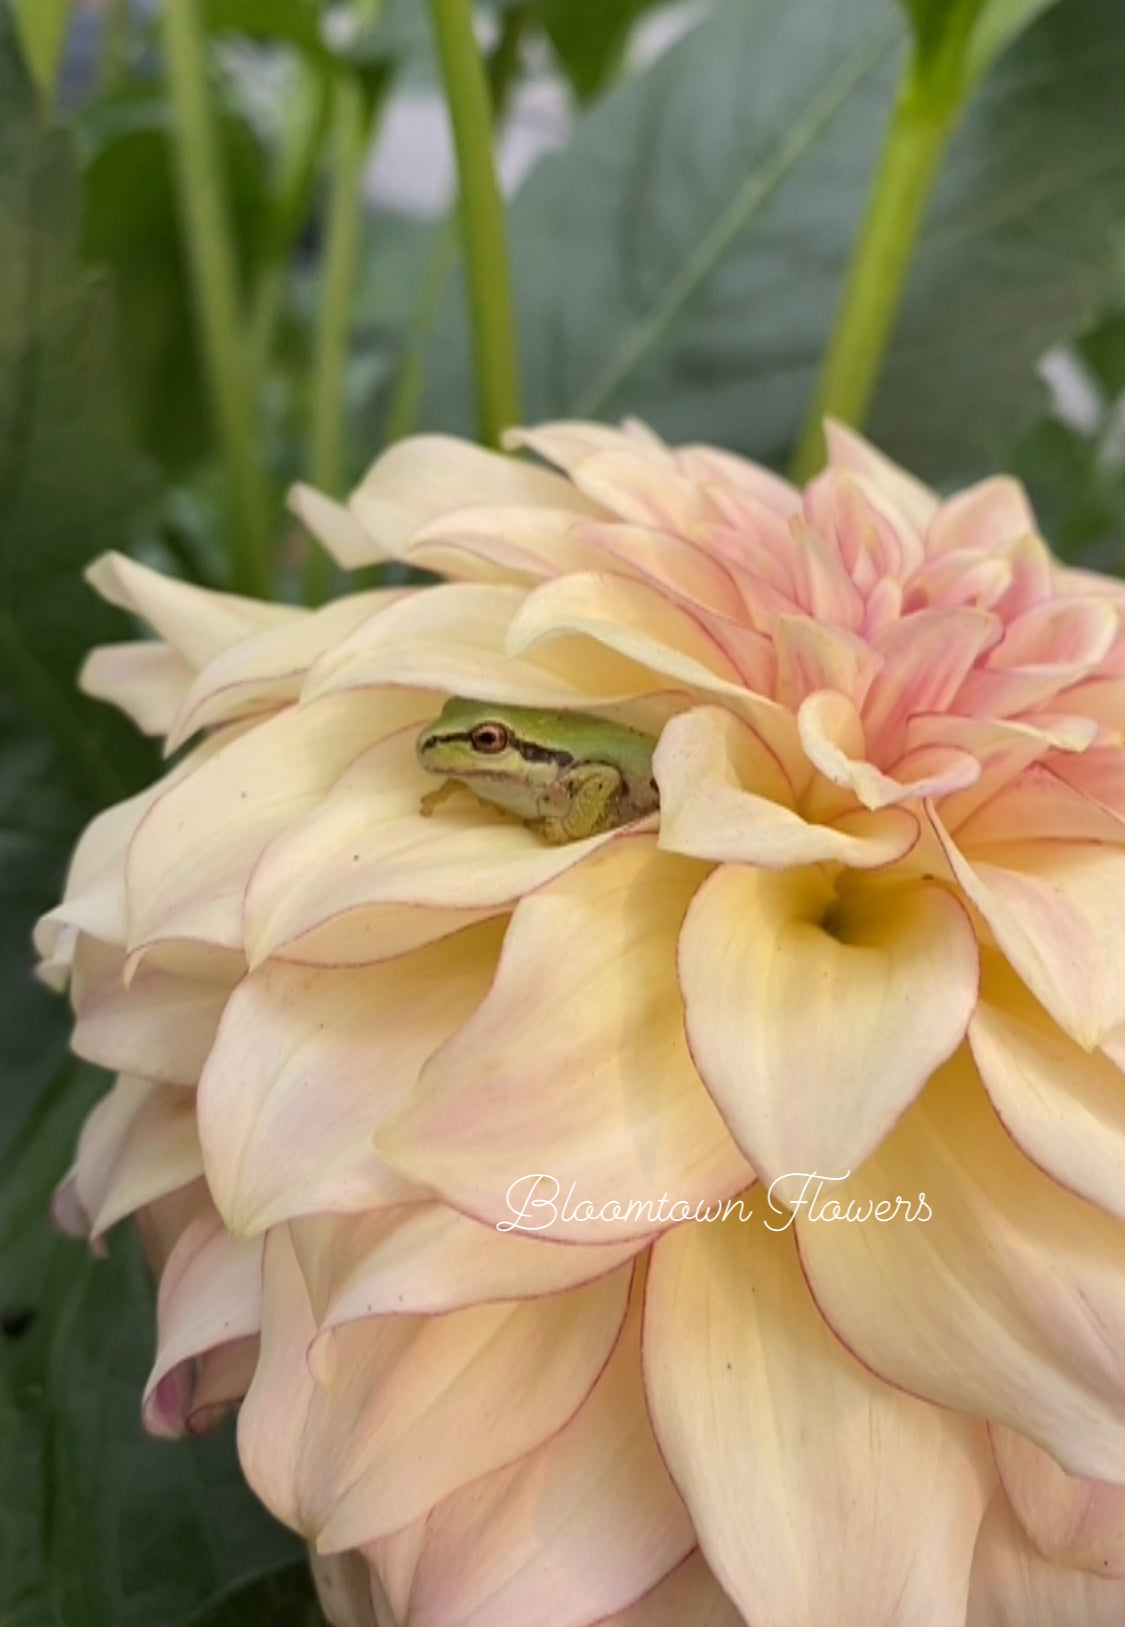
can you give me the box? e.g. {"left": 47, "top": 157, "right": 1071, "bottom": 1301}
{"left": 418, "top": 0, "right": 1125, "bottom": 489}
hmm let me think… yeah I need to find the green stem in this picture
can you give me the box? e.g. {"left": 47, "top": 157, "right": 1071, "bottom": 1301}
{"left": 306, "top": 15, "right": 384, "bottom": 604}
{"left": 425, "top": 0, "right": 521, "bottom": 447}
{"left": 790, "top": 52, "right": 963, "bottom": 481}
{"left": 387, "top": 3, "right": 530, "bottom": 445}
{"left": 0, "top": 615, "right": 126, "bottom": 805}
{"left": 252, "top": 66, "right": 332, "bottom": 374}
{"left": 99, "top": 0, "right": 130, "bottom": 91}
{"left": 161, "top": 0, "right": 270, "bottom": 596}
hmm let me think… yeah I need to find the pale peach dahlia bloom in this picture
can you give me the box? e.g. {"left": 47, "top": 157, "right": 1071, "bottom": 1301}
{"left": 38, "top": 419, "right": 1125, "bottom": 1627}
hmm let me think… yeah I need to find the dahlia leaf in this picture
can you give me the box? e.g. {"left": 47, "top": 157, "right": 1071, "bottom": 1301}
{"left": 421, "top": 0, "right": 1125, "bottom": 485}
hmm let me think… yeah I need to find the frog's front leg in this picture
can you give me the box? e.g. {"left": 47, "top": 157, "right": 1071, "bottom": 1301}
{"left": 538, "top": 764, "right": 624, "bottom": 844}
{"left": 419, "top": 779, "right": 461, "bottom": 817}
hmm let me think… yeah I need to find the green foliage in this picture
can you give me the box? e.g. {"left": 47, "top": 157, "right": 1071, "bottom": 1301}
{"left": 896, "top": 0, "right": 1063, "bottom": 82}
{"left": 420, "top": 0, "right": 1125, "bottom": 486}
{"left": 542, "top": 0, "right": 662, "bottom": 101}
{"left": 12, "top": 0, "right": 73, "bottom": 105}
{"left": 0, "top": 20, "right": 316, "bottom": 1624}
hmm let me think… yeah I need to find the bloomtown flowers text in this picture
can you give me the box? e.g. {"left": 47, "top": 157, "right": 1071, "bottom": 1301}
{"left": 497, "top": 1171, "right": 933, "bottom": 1233}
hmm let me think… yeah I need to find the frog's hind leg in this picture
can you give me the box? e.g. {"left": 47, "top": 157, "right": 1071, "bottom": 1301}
{"left": 539, "top": 764, "right": 624, "bottom": 844}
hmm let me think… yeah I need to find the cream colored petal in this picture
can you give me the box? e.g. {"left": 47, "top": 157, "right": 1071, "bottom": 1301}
{"left": 238, "top": 1227, "right": 632, "bottom": 1550}
{"left": 954, "top": 765, "right": 1125, "bottom": 847}
{"left": 508, "top": 572, "right": 742, "bottom": 690}
{"left": 645, "top": 1220, "right": 992, "bottom": 1627}
{"left": 198, "top": 924, "right": 504, "bottom": 1235}
{"left": 655, "top": 706, "right": 917, "bottom": 870}
{"left": 87, "top": 551, "right": 297, "bottom": 667}
{"left": 80, "top": 642, "right": 195, "bottom": 737}
{"left": 680, "top": 865, "right": 977, "bottom": 1187}
{"left": 970, "top": 954, "right": 1125, "bottom": 1223}
{"left": 800, "top": 1050, "right": 1125, "bottom": 1481}
{"left": 311, "top": 1551, "right": 384, "bottom": 1627}
{"left": 143, "top": 1209, "right": 262, "bottom": 1438}
{"left": 349, "top": 438, "right": 605, "bottom": 551}
{"left": 401, "top": 1286, "right": 693, "bottom": 1627}
{"left": 967, "top": 1492, "right": 1125, "bottom": 1627}
{"left": 592, "top": 1553, "right": 744, "bottom": 1627}
{"left": 304, "top": 583, "right": 657, "bottom": 708}
{"left": 36, "top": 782, "right": 167, "bottom": 954}
{"left": 243, "top": 726, "right": 620, "bottom": 968}
{"left": 992, "top": 1426, "right": 1125, "bottom": 1579}
{"left": 315, "top": 1269, "right": 633, "bottom": 1554}
{"left": 70, "top": 936, "right": 237, "bottom": 1086}
{"left": 290, "top": 1204, "right": 642, "bottom": 1326}
{"left": 381, "top": 838, "right": 753, "bottom": 1241}
{"left": 935, "top": 817, "right": 1125, "bottom": 1047}
{"left": 406, "top": 506, "right": 612, "bottom": 583}
{"left": 678, "top": 443, "right": 801, "bottom": 519}
{"left": 70, "top": 1075, "right": 203, "bottom": 1238}
{"left": 126, "top": 692, "right": 411, "bottom": 954}
{"left": 167, "top": 591, "right": 401, "bottom": 751}
{"left": 290, "top": 483, "right": 391, "bottom": 570}
{"left": 578, "top": 522, "right": 748, "bottom": 619}
{"left": 504, "top": 421, "right": 667, "bottom": 475}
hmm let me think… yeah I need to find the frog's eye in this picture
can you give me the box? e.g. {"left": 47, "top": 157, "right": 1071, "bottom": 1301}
{"left": 470, "top": 722, "right": 510, "bottom": 755}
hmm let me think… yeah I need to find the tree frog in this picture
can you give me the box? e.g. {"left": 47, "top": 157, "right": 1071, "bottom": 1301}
{"left": 416, "top": 698, "right": 660, "bottom": 845}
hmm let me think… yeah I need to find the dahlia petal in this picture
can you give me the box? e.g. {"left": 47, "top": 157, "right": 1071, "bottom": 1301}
{"left": 934, "top": 819, "right": 1125, "bottom": 1046}
{"left": 927, "top": 477, "right": 1036, "bottom": 556}
{"left": 990, "top": 597, "right": 1117, "bottom": 671}
{"left": 863, "top": 607, "right": 1001, "bottom": 754}
{"left": 241, "top": 1229, "right": 632, "bottom": 1550}
{"left": 243, "top": 727, "right": 621, "bottom": 968}
{"left": 655, "top": 706, "right": 917, "bottom": 869}
{"left": 381, "top": 839, "right": 753, "bottom": 1241}
{"left": 558, "top": 450, "right": 722, "bottom": 535}
{"left": 824, "top": 420, "right": 938, "bottom": 538}
{"left": 970, "top": 955, "right": 1125, "bottom": 1223}
{"left": 677, "top": 444, "right": 801, "bottom": 519}
{"left": 953, "top": 765, "right": 1125, "bottom": 847}
{"left": 198, "top": 927, "right": 504, "bottom": 1234}
{"left": 304, "top": 583, "right": 655, "bottom": 707}
{"left": 70, "top": 937, "right": 237, "bottom": 1085}
{"left": 967, "top": 1492, "right": 1125, "bottom": 1627}
{"left": 87, "top": 552, "right": 297, "bottom": 668}
{"left": 311, "top": 1551, "right": 383, "bottom": 1627}
{"left": 126, "top": 693, "right": 407, "bottom": 954}
{"left": 593, "top": 1553, "right": 744, "bottom": 1627}
{"left": 349, "top": 438, "right": 604, "bottom": 552}
{"left": 797, "top": 690, "right": 975, "bottom": 810}
{"left": 773, "top": 615, "right": 883, "bottom": 712}
{"left": 905, "top": 549, "right": 1014, "bottom": 612}
{"left": 290, "top": 1204, "right": 641, "bottom": 1326}
{"left": 406, "top": 506, "right": 611, "bottom": 583}
{"left": 70, "top": 1075, "right": 202, "bottom": 1238}
{"left": 143, "top": 1209, "right": 262, "bottom": 1438}
{"left": 80, "top": 642, "right": 195, "bottom": 737}
{"left": 644, "top": 1221, "right": 992, "bottom": 1627}
{"left": 504, "top": 421, "right": 664, "bottom": 473}
{"left": 800, "top": 1050, "right": 1125, "bottom": 1481}
{"left": 400, "top": 1288, "right": 693, "bottom": 1627}
{"left": 36, "top": 783, "right": 166, "bottom": 955}
{"left": 290, "top": 483, "right": 390, "bottom": 570}
{"left": 313, "top": 1267, "right": 633, "bottom": 1553}
{"left": 992, "top": 1426, "right": 1125, "bottom": 1579}
{"left": 679, "top": 865, "right": 977, "bottom": 1187}
{"left": 167, "top": 591, "right": 400, "bottom": 751}
{"left": 579, "top": 522, "right": 748, "bottom": 619}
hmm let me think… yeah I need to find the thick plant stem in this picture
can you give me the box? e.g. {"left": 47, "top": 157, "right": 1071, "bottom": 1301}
{"left": 161, "top": 0, "right": 270, "bottom": 596}
{"left": 425, "top": 0, "right": 521, "bottom": 448}
{"left": 790, "top": 57, "right": 960, "bottom": 481}
{"left": 99, "top": 0, "right": 129, "bottom": 90}
{"left": 306, "top": 9, "right": 383, "bottom": 604}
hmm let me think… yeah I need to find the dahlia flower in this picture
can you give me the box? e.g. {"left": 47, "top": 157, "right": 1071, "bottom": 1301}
{"left": 38, "top": 419, "right": 1125, "bottom": 1627}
